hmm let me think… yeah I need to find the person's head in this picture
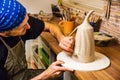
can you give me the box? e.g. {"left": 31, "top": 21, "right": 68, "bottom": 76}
{"left": 0, "top": 0, "right": 30, "bottom": 37}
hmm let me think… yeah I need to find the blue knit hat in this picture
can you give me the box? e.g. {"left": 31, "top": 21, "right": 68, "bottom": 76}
{"left": 0, "top": 0, "right": 26, "bottom": 32}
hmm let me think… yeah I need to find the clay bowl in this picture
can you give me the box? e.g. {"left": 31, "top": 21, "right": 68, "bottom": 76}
{"left": 94, "top": 32, "right": 114, "bottom": 47}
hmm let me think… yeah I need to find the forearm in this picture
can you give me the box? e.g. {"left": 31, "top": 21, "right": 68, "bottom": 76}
{"left": 44, "top": 22, "right": 74, "bottom": 53}
{"left": 31, "top": 70, "right": 50, "bottom": 80}
{"left": 44, "top": 22, "right": 64, "bottom": 42}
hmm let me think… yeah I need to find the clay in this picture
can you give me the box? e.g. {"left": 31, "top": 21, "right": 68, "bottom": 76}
{"left": 72, "top": 10, "right": 95, "bottom": 63}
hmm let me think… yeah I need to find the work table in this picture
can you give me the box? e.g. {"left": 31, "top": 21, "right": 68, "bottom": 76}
{"left": 40, "top": 31, "right": 120, "bottom": 80}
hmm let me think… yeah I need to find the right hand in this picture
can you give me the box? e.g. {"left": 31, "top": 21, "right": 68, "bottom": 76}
{"left": 59, "top": 36, "right": 75, "bottom": 55}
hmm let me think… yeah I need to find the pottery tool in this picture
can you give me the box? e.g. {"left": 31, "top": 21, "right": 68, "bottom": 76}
{"left": 57, "top": 5, "right": 66, "bottom": 20}
{"left": 68, "top": 26, "right": 77, "bottom": 36}
{"left": 65, "top": 8, "right": 71, "bottom": 21}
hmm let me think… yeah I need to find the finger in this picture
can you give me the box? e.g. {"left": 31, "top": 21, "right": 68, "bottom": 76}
{"left": 65, "top": 41, "right": 73, "bottom": 48}
{"left": 56, "top": 66, "right": 74, "bottom": 72}
{"left": 64, "top": 37, "right": 74, "bottom": 44}
{"left": 55, "top": 71, "right": 62, "bottom": 75}
{"left": 61, "top": 36, "right": 73, "bottom": 44}
{"left": 59, "top": 43, "right": 73, "bottom": 53}
{"left": 59, "top": 41, "right": 73, "bottom": 50}
{"left": 51, "top": 71, "right": 63, "bottom": 78}
{"left": 61, "top": 37, "right": 74, "bottom": 49}
{"left": 52, "top": 60, "right": 64, "bottom": 66}
{"left": 68, "top": 37, "right": 74, "bottom": 43}
{"left": 59, "top": 42, "right": 71, "bottom": 49}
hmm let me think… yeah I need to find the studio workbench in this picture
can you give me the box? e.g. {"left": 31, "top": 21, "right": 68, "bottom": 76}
{"left": 38, "top": 16, "right": 120, "bottom": 80}
{"left": 40, "top": 31, "right": 120, "bottom": 80}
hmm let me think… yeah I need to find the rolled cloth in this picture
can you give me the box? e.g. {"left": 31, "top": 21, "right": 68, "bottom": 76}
{"left": 0, "top": 0, "right": 26, "bottom": 32}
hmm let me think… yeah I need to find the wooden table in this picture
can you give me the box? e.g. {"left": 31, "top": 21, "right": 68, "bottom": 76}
{"left": 40, "top": 32, "right": 120, "bottom": 80}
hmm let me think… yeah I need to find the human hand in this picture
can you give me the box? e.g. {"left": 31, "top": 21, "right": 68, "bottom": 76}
{"left": 59, "top": 36, "right": 74, "bottom": 55}
{"left": 46, "top": 60, "right": 73, "bottom": 79}
{"left": 31, "top": 60, "right": 73, "bottom": 80}
{"left": 34, "top": 60, "right": 73, "bottom": 80}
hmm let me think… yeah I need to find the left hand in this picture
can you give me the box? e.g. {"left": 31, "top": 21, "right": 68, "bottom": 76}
{"left": 45, "top": 60, "right": 73, "bottom": 79}
{"left": 59, "top": 36, "right": 74, "bottom": 55}
{"left": 31, "top": 60, "right": 73, "bottom": 80}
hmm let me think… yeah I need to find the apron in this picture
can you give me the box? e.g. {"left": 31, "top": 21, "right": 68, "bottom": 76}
{"left": 0, "top": 37, "right": 27, "bottom": 80}
{"left": 0, "top": 37, "right": 44, "bottom": 80}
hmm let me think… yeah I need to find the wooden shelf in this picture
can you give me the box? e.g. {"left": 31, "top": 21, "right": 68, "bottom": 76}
{"left": 62, "top": 0, "right": 104, "bottom": 16}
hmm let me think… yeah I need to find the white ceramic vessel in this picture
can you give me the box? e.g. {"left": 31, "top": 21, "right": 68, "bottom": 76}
{"left": 57, "top": 10, "right": 110, "bottom": 71}
{"left": 72, "top": 10, "right": 95, "bottom": 63}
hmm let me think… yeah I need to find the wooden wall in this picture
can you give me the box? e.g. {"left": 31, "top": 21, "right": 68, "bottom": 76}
{"left": 100, "top": 0, "right": 120, "bottom": 43}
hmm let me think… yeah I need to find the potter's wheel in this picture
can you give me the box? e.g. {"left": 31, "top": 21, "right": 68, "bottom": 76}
{"left": 57, "top": 51, "right": 110, "bottom": 71}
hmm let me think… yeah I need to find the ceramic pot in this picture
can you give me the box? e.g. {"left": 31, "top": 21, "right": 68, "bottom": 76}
{"left": 72, "top": 10, "right": 95, "bottom": 63}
